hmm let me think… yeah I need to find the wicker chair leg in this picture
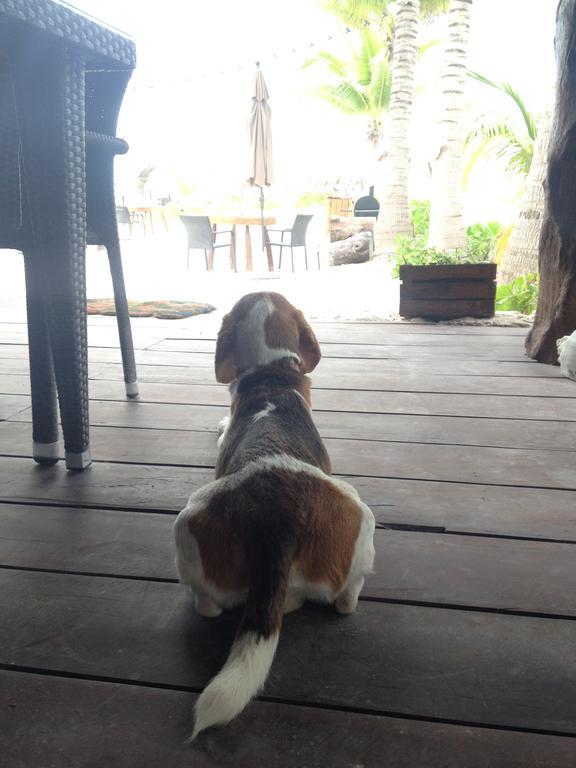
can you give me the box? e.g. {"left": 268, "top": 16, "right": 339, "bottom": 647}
{"left": 14, "top": 50, "right": 91, "bottom": 470}
{"left": 304, "top": 246, "right": 308, "bottom": 271}
{"left": 291, "top": 247, "right": 295, "bottom": 273}
{"left": 23, "top": 250, "right": 59, "bottom": 464}
{"left": 106, "top": 240, "right": 139, "bottom": 398}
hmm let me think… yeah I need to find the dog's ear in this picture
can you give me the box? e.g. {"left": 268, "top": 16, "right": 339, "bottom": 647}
{"left": 215, "top": 312, "right": 237, "bottom": 383}
{"left": 295, "top": 310, "right": 321, "bottom": 373}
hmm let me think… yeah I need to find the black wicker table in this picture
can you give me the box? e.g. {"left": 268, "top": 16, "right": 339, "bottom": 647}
{"left": 0, "top": 0, "right": 137, "bottom": 469}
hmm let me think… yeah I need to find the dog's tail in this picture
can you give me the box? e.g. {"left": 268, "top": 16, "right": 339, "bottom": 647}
{"left": 190, "top": 533, "right": 293, "bottom": 740}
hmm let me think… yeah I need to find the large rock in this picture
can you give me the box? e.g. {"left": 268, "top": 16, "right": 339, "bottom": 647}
{"left": 329, "top": 231, "right": 374, "bottom": 266}
{"left": 330, "top": 217, "right": 375, "bottom": 243}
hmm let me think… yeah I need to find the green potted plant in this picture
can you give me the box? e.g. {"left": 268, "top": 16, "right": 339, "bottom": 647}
{"left": 394, "top": 204, "right": 503, "bottom": 320}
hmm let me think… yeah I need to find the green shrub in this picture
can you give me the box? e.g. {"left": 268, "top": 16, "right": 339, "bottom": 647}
{"left": 496, "top": 273, "right": 539, "bottom": 314}
{"left": 392, "top": 205, "right": 504, "bottom": 276}
{"left": 392, "top": 235, "right": 465, "bottom": 278}
{"left": 466, "top": 221, "right": 503, "bottom": 262}
{"left": 296, "top": 191, "right": 328, "bottom": 208}
{"left": 410, "top": 200, "right": 430, "bottom": 237}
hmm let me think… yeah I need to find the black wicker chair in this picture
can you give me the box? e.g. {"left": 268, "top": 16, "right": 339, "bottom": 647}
{"left": 0, "top": 0, "right": 138, "bottom": 470}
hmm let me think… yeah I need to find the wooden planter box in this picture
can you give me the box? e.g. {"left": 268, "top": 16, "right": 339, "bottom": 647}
{"left": 399, "top": 263, "right": 497, "bottom": 319}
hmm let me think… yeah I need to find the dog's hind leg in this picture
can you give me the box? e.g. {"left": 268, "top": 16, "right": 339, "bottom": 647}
{"left": 335, "top": 577, "right": 364, "bottom": 614}
{"left": 283, "top": 590, "right": 305, "bottom": 614}
{"left": 217, "top": 416, "right": 230, "bottom": 448}
{"left": 195, "top": 593, "right": 223, "bottom": 618}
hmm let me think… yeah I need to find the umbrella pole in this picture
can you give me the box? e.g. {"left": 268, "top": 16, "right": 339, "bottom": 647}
{"left": 259, "top": 185, "right": 266, "bottom": 251}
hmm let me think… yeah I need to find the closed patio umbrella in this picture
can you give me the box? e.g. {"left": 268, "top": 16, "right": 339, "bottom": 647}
{"left": 247, "top": 62, "right": 273, "bottom": 249}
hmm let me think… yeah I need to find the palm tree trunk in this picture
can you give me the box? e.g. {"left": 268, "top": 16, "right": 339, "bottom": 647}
{"left": 428, "top": 0, "right": 473, "bottom": 250}
{"left": 374, "top": 0, "right": 420, "bottom": 255}
{"left": 498, "top": 104, "right": 554, "bottom": 284}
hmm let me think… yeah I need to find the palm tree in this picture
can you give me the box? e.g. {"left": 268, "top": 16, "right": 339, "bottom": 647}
{"left": 369, "top": 0, "right": 448, "bottom": 253}
{"left": 374, "top": 0, "right": 421, "bottom": 251}
{"left": 464, "top": 71, "right": 537, "bottom": 184}
{"left": 304, "top": 26, "right": 392, "bottom": 152}
{"left": 499, "top": 104, "right": 554, "bottom": 283}
{"left": 427, "top": 0, "right": 474, "bottom": 251}
{"left": 464, "top": 72, "right": 553, "bottom": 282}
{"left": 320, "top": 0, "right": 448, "bottom": 253}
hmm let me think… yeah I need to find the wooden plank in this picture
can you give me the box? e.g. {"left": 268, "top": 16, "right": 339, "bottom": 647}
{"left": 400, "top": 298, "right": 495, "bottom": 320}
{"left": 0, "top": 394, "right": 29, "bottom": 420}
{"left": 166, "top": 321, "right": 530, "bottom": 340}
{"left": 9, "top": 353, "right": 544, "bottom": 385}
{"left": 0, "top": 340, "right": 533, "bottom": 363}
{"left": 1, "top": 570, "right": 575, "bottom": 732}
{"left": 0, "top": 456, "right": 574, "bottom": 541}
{"left": 151, "top": 332, "right": 527, "bottom": 351}
{"left": 0, "top": 357, "right": 117, "bottom": 378}
{"left": 147, "top": 339, "right": 527, "bottom": 361}
{"left": 4, "top": 380, "right": 576, "bottom": 419}
{"left": 93, "top": 358, "right": 562, "bottom": 382}
{"left": 3, "top": 420, "right": 576, "bottom": 490}
{"left": 7, "top": 400, "right": 575, "bottom": 451}
{"left": 401, "top": 281, "right": 496, "bottom": 300}
{"left": 0, "top": 323, "right": 172, "bottom": 349}
{"left": 2, "top": 370, "right": 575, "bottom": 399}
{"left": 2, "top": 504, "right": 575, "bottom": 617}
{"left": 400, "top": 263, "right": 497, "bottom": 281}
{"left": 4, "top": 672, "right": 573, "bottom": 768}
{"left": 3, "top": 455, "right": 576, "bottom": 536}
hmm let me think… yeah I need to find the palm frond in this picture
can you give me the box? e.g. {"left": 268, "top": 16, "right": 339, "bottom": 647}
{"left": 323, "top": 0, "right": 390, "bottom": 28}
{"left": 417, "top": 38, "right": 439, "bottom": 59}
{"left": 493, "top": 224, "right": 514, "bottom": 265}
{"left": 353, "top": 34, "right": 374, "bottom": 85}
{"left": 420, "top": 0, "right": 449, "bottom": 20}
{"left": 468, "top": 70, "right": 538, "bottom": 141}
{"left": 497, "top": 81, "right": 538, "bottom": 140}
{"left": 465, "top": 118, "right": 534, "bottom": 180}
{"left": 316, "top": 82, "right": 369, "bottom": 114}
{"left": 462, "top": 142, "right": 491, "bottom": 189}
{"left": 302, "top": 51, "right": 348, "bottom": 77}
{"left": 368, "top": 57, "right": 391, "bottom": 113}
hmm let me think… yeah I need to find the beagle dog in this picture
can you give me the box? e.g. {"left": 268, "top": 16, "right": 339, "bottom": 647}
{"left": 173, "top": 292, "right": 375, "bottom": 739}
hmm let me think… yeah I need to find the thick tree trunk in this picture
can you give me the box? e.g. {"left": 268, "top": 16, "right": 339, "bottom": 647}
{"left": 428, "top": 0, "right": 473, "bottom": 250}
{"left": 374, "top": 0, "right": 420, "bottom": 255}
{"left": 498, "top": 104, "right": 554, "bottom": 285}
{"left": 526, "top": 0, "right": 576, "bottom": 363}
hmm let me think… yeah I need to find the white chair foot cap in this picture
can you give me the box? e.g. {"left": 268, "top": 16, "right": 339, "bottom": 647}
{"left": 125, "top": 381, "right": 139, "bottom": 398}
{"left": 65, "top": 448, "right": 92, "bottom": 470}
{"left": 33, "top": 441, "right": 59, "bottom": 464}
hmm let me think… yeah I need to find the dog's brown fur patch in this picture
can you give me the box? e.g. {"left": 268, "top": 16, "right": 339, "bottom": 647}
{"left": 188, "top": 468, "right": 361, "bottom": 597}
{"left": 295, "top": 479, "right": 362, "bottom": 592}
{"left": 187, "top": 510, "right": 248, "bottom": 592}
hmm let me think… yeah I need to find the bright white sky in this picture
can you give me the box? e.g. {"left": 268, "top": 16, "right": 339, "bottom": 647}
{"left": 73, "top": 0, "right": 558, "bottom": 222}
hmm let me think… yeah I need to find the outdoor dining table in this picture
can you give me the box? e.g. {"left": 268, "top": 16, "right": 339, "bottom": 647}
{"left": 128, "top": 204, "right": 169, "bottom": 235}
{"left": 211, "top": 215, "right": 276, "bottom": 271}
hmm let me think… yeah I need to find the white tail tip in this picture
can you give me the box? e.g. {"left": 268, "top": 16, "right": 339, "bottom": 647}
{"left": 190, "top": 631, "right": 279, "bottom": 740}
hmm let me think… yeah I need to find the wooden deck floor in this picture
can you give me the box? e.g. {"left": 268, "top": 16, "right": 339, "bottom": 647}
{"left": 1, "top": 312, "right": 576, "bottom": 767}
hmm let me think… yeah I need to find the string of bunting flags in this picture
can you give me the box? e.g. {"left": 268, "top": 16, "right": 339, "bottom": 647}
{"left": 133, "top": 26, "right": 354, "bottom": 89}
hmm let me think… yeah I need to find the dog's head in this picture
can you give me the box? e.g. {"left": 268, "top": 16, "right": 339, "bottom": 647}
{"left": 215, "top": 292, "right": 321, "bottom": 383}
